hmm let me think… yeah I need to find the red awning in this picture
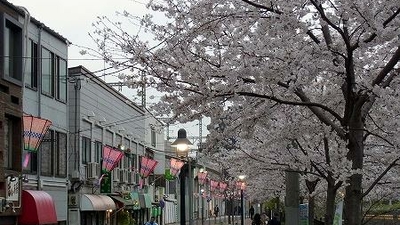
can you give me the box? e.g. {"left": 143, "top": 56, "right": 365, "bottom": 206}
{"left": 19, "top": 190, "right": 57, "bottom": 225}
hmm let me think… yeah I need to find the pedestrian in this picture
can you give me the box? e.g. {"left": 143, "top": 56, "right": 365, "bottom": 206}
{"left": 145, "top": 216, "right": 158, "bottom": 225}
{"left": 214, "top": 205, "right": 220, "bottom": 217}
{"left": 267, "top": 213, "right": 281, "bottom": 225}
{"left": 252, "top": 213, "right": 262, "bottom": 225}
{"left": 249, "top": 205, "right": 255, "bottom": 219}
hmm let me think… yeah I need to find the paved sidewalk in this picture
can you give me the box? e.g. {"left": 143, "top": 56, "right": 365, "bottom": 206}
{"left": 166, "top": 216, "right": 253, "bottom": 225}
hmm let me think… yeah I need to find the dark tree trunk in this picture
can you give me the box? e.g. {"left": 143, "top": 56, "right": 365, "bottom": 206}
{"left": 325, "top": 183, "right": 337, "bottom": 225}
{"left": 305, "top": 179, "right": 319, "bottom": 225}
{"left": 343, "top": 109, "right": 365, "bottom": 225}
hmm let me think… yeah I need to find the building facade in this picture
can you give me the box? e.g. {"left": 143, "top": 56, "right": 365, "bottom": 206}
{"left": 68, "top": 66, "right": 163, "bottom": 225}
{"left": 1, "top": 0, "right": 69, "bottom": 224}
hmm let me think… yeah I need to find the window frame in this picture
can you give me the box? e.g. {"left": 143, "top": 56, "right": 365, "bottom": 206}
{"left": 82, "top": 136, "right": 92, "bottom": 164}
{"left": 55, "top": 131, "right": 67, "bottom": 177}
{"left": 25, "top": 39, "right": 38, "bottom": 89}
{"left": 1, "top": 13, "right": 23, "bottom": 85}
{"left": 56, "top": 57, "right": 67, "bottom": 102}
{"left": 41, "top": 47, "right": 55, "bottom": 97}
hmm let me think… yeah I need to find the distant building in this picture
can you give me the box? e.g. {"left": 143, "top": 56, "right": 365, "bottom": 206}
{"left": 68, "top": 66, "right": 165, "bottom": 225}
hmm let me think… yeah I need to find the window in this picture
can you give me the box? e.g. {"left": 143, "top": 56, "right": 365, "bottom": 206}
{"left": 57, "top": 57, "right": 67, "bottom": 101}
{"left": 23, "top": 151, "right": 38, "bottom": 174}
{"left": 3, "top": 116, "right": 21, "bottom": 170}
{"left": 151, "top": 128, "right": 156, "bottom": 147}
{"left": 4, "top": 18, "right": 23, "bottom": 83}
{"left": 41, "top": 47, "right": 54, "bottom": 96}
{"left": 41, "top": 130, "right": 54, "bottom": 176}
{"left": 25, "top": 40, "right": 38, "bottom": 88}
{"left": 82, "top": 137, "right": 91, "bottom": 164}
{"left": 55, "top": 132, "right": 67, "bottom": 177}
{"left": 24, "top": 130, "right": 66, "bottom": 177}
{"left": 94, "top": 141, "right": 103, "bottom": 164}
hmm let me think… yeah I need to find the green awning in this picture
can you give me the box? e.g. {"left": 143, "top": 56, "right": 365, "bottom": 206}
{"left": 139, "top": 194, "right": 152, "bottom": 208}
{"left": 130, "top": 192, "right": 141, "bottom": 210}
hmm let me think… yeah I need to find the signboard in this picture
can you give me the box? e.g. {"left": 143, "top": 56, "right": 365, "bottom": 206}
{"left": 299, "top": 203, "right": 309, "bottom": 225}
{"left": 6, "top": 176, "right": 20, "bottom": 202}
{"left": 100, "top": 171, "right": 112, "bottom": 193}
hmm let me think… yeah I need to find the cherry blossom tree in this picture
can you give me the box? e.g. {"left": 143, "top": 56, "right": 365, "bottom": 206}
{"left": 87, "top": 1, "right": 400, "bottom": 224}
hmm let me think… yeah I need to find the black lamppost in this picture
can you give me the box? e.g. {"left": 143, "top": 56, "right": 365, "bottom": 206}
{"left": 238, "top": 175, "right": 246, "bottom": 225}
{"left": 171, "top": 129, "right": 193, "bottom": 225}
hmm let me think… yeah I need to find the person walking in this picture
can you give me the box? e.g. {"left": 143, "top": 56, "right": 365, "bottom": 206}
{"left": 214, "top": 205, "right": 220, "bottom": 217}
{"left": 249, "top": 205, "right": 255, "bottom": 219}
{"left": 145, "top": 216, "right": 158, "bottom": 225}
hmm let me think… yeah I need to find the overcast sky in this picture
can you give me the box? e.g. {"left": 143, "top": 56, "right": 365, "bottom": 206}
{"left": 8, "top": 0, "right": 209, "bottom": 145}
{"left": 9, "top": 0, "right": 148, "bottom": 71}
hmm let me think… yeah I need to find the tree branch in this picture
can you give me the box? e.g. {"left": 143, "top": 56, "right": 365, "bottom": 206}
{"left": 362, "top": 156, "right": 400, "bottom": 198}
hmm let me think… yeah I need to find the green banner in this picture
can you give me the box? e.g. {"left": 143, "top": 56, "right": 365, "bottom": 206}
{"left": 100, "top": 170, "right": 112, "bottom": 193}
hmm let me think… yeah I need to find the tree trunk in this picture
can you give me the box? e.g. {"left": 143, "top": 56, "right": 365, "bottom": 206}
{"left": 325, "top": 183, "right": 337, "bottom": 225}
{"left": 305, "top": 179, "right": 319, "bottom": 225}
{"left": 343, "top": 113, "right": 364, "bottom": 225}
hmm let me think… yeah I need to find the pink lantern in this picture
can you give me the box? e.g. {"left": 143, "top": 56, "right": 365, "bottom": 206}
{"left": 170, "top": 158, "right": 185, "bottom": 176}
{"left": 197, "top": 171, "right": 208, "bottom": 185}
{"left": 140, "top": 157, "right": 158, "bottom": 178}
{"left": 23, "top": 114, "right": 52, "bottom": 168}
{"left": 23, "top": 114, "right": 52, "bottom": 152}
{"left": 102, "top": 145, "right": 125, "bottom": 172}
{"left": 210, "top": 180, "right": 219, "bottom": 192}
{"left": 98, "top": 146, "right": 125, "bottom": 185}
{"left": 219, "top": 182, "right": 228, "bottom": 192}
{"left": 236, "top": 181, "right": 246, "bottom": 190}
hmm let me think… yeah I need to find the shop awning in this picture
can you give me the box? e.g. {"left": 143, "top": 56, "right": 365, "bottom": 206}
{"left": 110, "top": 195, "right": 135, "bottom": 209}
{"left": 139, "top": 193, "right": 152, "bottom": 208}
{"left": 19, "top": 190, "right": 57, "bottom": 225}
{"left": 130, "top": 192, "right": 141, "bottom": 210}
{"left": 80, "top": 194, "right": 116, "bottom": 211}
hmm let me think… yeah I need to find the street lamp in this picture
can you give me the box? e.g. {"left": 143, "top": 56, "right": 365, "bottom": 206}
{"left": 171, "top": 129, "right": 193, "bottom": 225}
{"left": 237, "top": 175, "right": 246, "bottom": 225}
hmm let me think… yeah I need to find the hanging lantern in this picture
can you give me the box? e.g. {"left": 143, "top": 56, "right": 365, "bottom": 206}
{"left": 102, "top": 145, "right": 125, "bottom": 172}
{"left": 23, "top": 114, "right": 52, "bottom": 152}
{"left": 210, "top": 180, "right": 219, "bottom": 192}
{"left": 140, "top": 157, "right": 158, "bottom": 178}
{"left": 219, "top": 182, "right": 227, "bottom": 193}
{"left": 22, "top": 114, "right": 52, "bottom": 168}
{"left": 170, "top": 158, "right": 185, "bottom": 177}
{"left": 138, "top": 157, "right": 158, "bottom": 189}
{"left": 236, "top": 181, "right": 246, "bottom": 190}
{"left": 98, "top": 146, "right": 125, "bottom": 185}
{"left": 197, "top": 171, "right": 208, "bottom": 185}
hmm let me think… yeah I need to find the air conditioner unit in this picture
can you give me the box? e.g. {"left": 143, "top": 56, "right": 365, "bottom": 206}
{"left": 119, "top": 170, "right": 128, "bottom": 183}
{"left": 127, "top": 171, "right": 133, "bottom": 184}
{"left": 113, "top": 168, "right": 120, "bottom": 182}
{"left": 86, "top": 162, "right": 99, "bottom": 179}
